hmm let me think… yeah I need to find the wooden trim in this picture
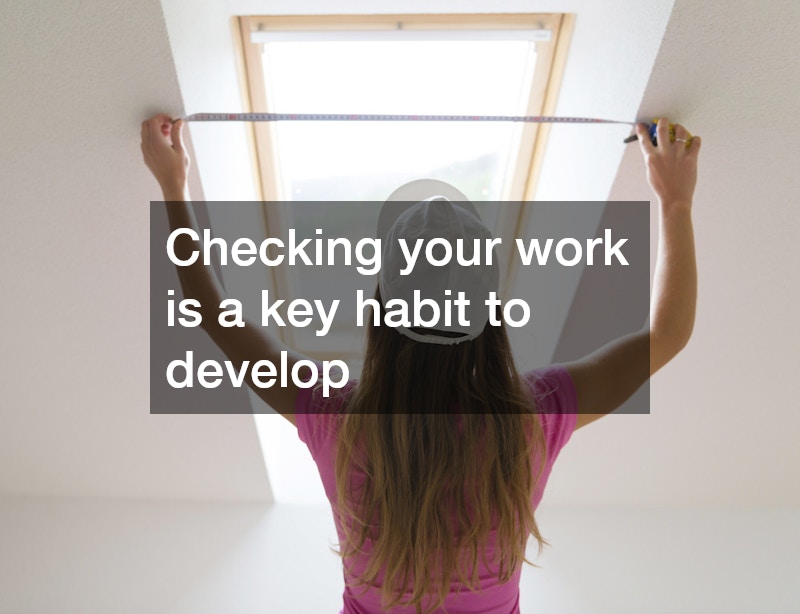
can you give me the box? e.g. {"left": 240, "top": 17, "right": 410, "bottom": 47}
{"left": 503, "top": 13, "right": 576, "bottom": 294}
{"left": 238, "top": 16, "right": 280, "bottom": 202}
{"left": 238, "top": 16, "right": 296, "bottom": 345}
{"left": 523, "top": 13, "right": 574, "bottom": 201}
{"left": 231, "top": 16, "right": 263, "bottom": 201}
{"left": 246, "top": 14, "right": 559, "bottom": 33}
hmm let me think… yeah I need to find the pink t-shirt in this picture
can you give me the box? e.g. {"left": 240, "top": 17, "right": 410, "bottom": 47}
{"left": 296, "top": 365, "right": 577, "bottom": 614}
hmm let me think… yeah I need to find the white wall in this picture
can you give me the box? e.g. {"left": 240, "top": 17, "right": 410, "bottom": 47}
{"left": 2, "top": 497, "right": 798, "bottom": 613}
{"left": 0, "top": 0, "right": 271, "bottom": 502}
{"left": 544, "top": 0, "right": 800, "bottom": 509}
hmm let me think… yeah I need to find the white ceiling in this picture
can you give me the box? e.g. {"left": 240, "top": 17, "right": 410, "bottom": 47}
{"left": 0, "top": 0, "right": 270, "bottom": 501}
{"left": 1, "top": 0, "right": 798, "bottom": 506}
{"left": 548, "top": 0, "right": 800, "bottom": 507}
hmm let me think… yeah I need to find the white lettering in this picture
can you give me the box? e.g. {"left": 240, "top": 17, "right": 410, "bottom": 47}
{"left": 398, "top": 239, "right": 424, "bottom": 275}
{"left": 165, "top": 351, "right": 349, "bottom": 398}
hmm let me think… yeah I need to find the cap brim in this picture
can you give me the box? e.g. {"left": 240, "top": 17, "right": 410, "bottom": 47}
{"left": 377, "top": 179, "right": 480, "bottom": 241}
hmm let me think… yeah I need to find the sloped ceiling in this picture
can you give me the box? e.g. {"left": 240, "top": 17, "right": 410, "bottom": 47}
{"left": 545, "top": 0, "right": 800, "bottom": 506}
{"left": 1, "top": 0, "right": 798, "bottom": 506}
{"left": 0, "top": 0, "right": 270, "bottom": 501}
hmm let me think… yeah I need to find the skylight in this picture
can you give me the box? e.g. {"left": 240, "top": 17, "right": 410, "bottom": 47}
{"left": 239, "top": 14, "right": 568, "bottom": 363}
{"left": 237, "top": 14, "right": 571, "bottom": 504}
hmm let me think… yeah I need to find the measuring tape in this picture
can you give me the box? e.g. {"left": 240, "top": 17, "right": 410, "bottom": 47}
{"left": 181, "top": 112, "right": 637, "bottom": 126}
{"left": 178, "top": 113, "right": 692, "bottom": 146}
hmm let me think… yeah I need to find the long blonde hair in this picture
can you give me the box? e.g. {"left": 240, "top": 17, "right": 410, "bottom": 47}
{"left": 334, "top": 293, "right": 547, "bottom": 613}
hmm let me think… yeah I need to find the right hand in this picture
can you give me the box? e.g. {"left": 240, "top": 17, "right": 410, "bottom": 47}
{"left": 635, "top": 118, "right": 701, "bottom": 209}
{"left": 141, "top": 114, "right": 190, "bottom": 195}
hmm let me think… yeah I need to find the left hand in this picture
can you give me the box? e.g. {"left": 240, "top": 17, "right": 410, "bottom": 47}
{"left": 141, "top": 114, "right": 190, "bottom": 194}
{"left": 634, "top": 119, "right": 700, "bottom": 210}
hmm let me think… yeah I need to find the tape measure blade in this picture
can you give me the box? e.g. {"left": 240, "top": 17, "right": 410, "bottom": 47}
{"left": 181, "top": 112, "right": 636, "bottom": 125}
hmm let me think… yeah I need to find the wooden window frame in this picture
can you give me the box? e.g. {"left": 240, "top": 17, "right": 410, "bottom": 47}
{"left": 234, "top": 13, "right": 574, "bottom": 361}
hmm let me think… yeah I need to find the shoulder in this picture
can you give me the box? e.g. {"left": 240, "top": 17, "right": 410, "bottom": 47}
{"left": 521, "top": 365, "right": 578, "bottom": 451}
{"left": 522, "top": 365, "right": 578, "bottom": 414}
{"left": 294, "top": 379, "right": 358, "bottom": 455}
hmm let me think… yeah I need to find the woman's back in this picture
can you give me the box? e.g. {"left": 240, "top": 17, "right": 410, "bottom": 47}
{"left": 296, "top": 366, "right": 577, "bottom": 614}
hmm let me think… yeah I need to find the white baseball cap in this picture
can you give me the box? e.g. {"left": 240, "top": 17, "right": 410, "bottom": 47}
{"left": 377, "top": 179, "right": 500, "bottom": 345}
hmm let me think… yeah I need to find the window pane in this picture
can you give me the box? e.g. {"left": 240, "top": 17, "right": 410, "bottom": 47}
{"left": 261, "top": 39, "right": 537, "bottom": 353}
{"left": 263, "top": 39, "right": 536, "bottom": 204}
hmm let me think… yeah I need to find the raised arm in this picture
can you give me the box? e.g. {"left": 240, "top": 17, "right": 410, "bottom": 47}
{"left": 141, "top": 114, "right": 305, "bottom": 424}
{"left": 642, "top": 121, "right": 699, "bottom": 372}
{"left": 566, "top": 119, "right": 701, "bottom": 429}
{"left": 141, "top": 115, "right": 224, "bottom": 311}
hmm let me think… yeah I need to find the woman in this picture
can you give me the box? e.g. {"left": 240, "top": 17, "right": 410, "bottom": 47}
{"left": 142, "top": 115, "right": 700, "bottom": 613}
